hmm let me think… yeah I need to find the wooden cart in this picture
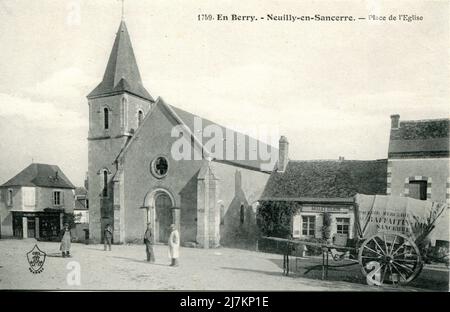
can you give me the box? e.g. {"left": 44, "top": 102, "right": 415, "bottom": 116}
{"left": 263, "top": 194, "right": 448, "bottom": 286}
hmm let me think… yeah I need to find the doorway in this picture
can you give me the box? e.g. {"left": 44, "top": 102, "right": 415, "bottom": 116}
{"left": 155, "top": 193, "right": 173, "bottom": 243}
{"left": 27, "top": 218, "right": 35, "bottom": 238}
{"left": 12, "top": 214, "right": 23, "bottom": 238}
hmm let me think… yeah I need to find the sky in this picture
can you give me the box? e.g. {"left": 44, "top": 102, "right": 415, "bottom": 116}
{"left": 0, "top": 0, "right": 448, "bottom": 186}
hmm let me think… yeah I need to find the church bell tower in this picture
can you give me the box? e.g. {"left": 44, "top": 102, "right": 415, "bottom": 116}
{"left": 87, "top": 18, "right": 154, "bottom": 243}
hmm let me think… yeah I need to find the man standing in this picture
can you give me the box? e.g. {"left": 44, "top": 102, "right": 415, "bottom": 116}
{"left": 104, "top": 224, "right": 113, "bottom": 251}
{"left": 144, "top": 223, "right": 155, "bottom": 263}
{"left": 168, "top": 224, "right": 180, "bottom": 266}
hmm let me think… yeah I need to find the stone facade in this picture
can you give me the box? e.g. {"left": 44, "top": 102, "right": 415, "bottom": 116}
{"left": 87, "top": 92, "right": 152, "bottom": 243}
{"left": 86, "top": 20, "right": 273, "bottom": 248}
{"left": 0, "top": 164, "right": 75, "bottom": 239}
{"left": 387, "top": 115, "right": 450, "bottom": 244}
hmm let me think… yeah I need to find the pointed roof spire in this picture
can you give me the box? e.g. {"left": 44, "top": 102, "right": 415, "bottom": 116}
{"left": 88, "top": 20, "right": 154, "bottom": 101}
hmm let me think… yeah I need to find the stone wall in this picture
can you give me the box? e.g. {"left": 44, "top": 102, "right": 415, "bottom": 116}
{"left": 209, "top": 161, "right": 271, "bottom": 248}
{"left": 120, "top": 103, "right": 205, "bottom": 243}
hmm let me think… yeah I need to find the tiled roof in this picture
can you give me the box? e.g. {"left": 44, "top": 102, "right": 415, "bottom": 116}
{"left": 388, "top": 119, "right": 449, "bottom": 158}
{"left": 169, "top": 104, "right": 277, "bottom": 172}
{"left": 260, "top": 159, "right": 387, "bottom": 201}
{"left": 115, "top": 97, "right": 277, "bottom": 172}
{"left": 1, "top": 163, "right": 75, "bottom": 189}
{"left": 87, "top": 21, "right": 154, "bottom": 101}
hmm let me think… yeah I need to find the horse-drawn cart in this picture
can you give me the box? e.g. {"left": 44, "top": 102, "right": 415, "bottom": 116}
{"left": 264, "top": 194, "right": 448, "bottom": 286}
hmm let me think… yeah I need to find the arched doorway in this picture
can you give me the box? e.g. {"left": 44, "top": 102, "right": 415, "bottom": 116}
{"left": 155, "top": 193, "right": 173, "bottom": 243}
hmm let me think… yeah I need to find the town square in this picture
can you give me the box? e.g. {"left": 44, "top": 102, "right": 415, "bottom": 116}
{"left": 0, "top": 1, "right": 449, "bottom": 292}
{"left": 0, "top": 239, "right": 448, "bottom": 291}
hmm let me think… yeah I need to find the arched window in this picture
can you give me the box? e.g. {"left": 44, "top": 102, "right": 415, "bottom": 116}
{"left": 7, "top": 189, "right": 13, "bottom": 206}
{"left": 138, "top": 110, "right": 143, "bottom": 127}
{"left": 104, "top": 108, "right": 109, "bottom": 130}
{"left": 240, "top": 204, "right": 245, "bottom": 225}
{"left": 102, "top": 170, "right": 108, "bottom": 197}
{"left": 220, "top": 204, "right": 225, "bottom": 225}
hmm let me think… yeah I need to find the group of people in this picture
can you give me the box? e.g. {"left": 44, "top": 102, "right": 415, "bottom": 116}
{"left": 144, "top": 223, "right": 180, "bottom": 266}
{"left": 59, "top": 222, "right": 180, "bottom": 266}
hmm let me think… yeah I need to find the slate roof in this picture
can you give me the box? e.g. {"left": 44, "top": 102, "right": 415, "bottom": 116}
{"left": 388, "top": 118, "right": 449, "bottom": 158}
{"left": 1, "top": 163, "right": 76, "bottom": 189}
{"left": 115, "top": 97, "right": 277, "bottom": 172}
{"left": 260, "top": 159, "right": 387, "bottom": 202}
{"left": 87, "top": 21, "right": 154, "bottom": 101}
{"left": 169, "top": 104, "right": 277, "bottom": 172}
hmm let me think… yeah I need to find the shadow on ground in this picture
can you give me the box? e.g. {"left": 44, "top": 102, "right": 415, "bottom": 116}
{"left": 112, "top": 256, "right": 169, "bottom": 267}
{"left": 220, "top": 266, "right": 285, "bottom": 277}
{"left": 267, "top": 256, "right": 449, "bottom": 291}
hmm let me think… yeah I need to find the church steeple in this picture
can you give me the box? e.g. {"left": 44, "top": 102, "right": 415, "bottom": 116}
{"left": 88, "top": 21, "right": 154, "bottom": 101}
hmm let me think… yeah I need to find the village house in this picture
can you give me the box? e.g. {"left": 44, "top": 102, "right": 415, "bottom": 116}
{"left": 74, "top": 186, "right": 89, "bottom": 224}
{"left": 73, "top": 186, "right": 89, "bottom": 242}
{"left": 87, "top": 19, "right": 275, "bottom": 247}
{"left": 0, "top": 163, "right": 75, "bottom": 240}
{"left": 386, "top": 114, "right": 449, "bottom": 244}
{"left": 258, "top": 137, "right": 387, "bottom": 241}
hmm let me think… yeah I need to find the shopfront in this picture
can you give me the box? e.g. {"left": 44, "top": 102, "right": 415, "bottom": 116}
{"left": 291, "top": 204, "right": 355, "bottom": 240}
{"left": 12, "top": 210, "right": 63, "bottom": 240}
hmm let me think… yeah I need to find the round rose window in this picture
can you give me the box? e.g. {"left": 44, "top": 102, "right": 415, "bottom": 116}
{"left": 151, "top": 156, "right": 169, "bottom": 178}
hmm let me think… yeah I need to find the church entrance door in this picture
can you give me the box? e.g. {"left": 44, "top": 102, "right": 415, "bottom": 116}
{"left": 155, "top": 193, "right": 173, "bottom": 243}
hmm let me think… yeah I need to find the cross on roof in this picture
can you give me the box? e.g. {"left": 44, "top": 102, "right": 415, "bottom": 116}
{"left": 120, "top": 0, "right": 125, "bottom": 20}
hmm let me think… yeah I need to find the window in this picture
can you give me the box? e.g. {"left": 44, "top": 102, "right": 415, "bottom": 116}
{"left": 7, "top": 189, "right": 13, "bottom": 206}
{"left": 302, "top": 216, "right": 315, "bottom": 237}
{"left": 104, "top": 107, "right": 109, "bottom": 130}
{"left": 220, "top": 204, "right": 225, "bottom": 225}
{"left": 336, "top": 218, "right": 350, "bottom": 235}
{"left": 150, "top": 156, "right": 169, "bottom": 178}
{"left": 409, "top": 180, "right": 427, "bottom": 200}
{"left": 23, "top": 187, "right": 36, "bottom": 206}
{"left": 240, "top": 204, "right": 245, "bottom": 225}
{"left": 138, "top": 110, "right": 144, "bottom": 127}
{"left": 103, "top": 171, "right": 108, "bottom": 197}
{"left": 53, "top": 191, "right": 61, "bottom": 206}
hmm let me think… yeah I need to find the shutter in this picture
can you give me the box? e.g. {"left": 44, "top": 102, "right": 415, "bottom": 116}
{"left": 292, "top": 214, "right": 301, "bottom": 238}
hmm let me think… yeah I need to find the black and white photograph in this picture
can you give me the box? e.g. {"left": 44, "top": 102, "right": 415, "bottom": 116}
{"left": 0, "top": 0, "right": 448, "bottom": 296}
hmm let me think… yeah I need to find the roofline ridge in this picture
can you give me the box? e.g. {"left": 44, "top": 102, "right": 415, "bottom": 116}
{"left": 400, "top": 118, "right": 450, "bottom": 123}
{"left": 288, "top": 158, "right": 388, "bottom": 163}
{"left": 114, "top": 97, "right": 211, "bottom": 163}
{"left": 169, "top": 104, "right": 278, "bottom": 151}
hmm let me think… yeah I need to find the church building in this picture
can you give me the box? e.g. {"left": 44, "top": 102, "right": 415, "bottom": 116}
{"left": 87, "top": 19, "right": 276, "bottom": 247}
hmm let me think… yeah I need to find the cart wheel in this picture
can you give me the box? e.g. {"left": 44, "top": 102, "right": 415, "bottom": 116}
{"left": 358, "top": 233, "right": 423, "bottom": 285}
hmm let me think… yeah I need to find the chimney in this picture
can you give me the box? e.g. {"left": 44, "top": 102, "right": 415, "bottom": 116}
{"left": 338, "top": 156, "right": 345, "bottom": 161}
{"left": 390, "top": 114, "right": 400, "bottom": 129}
{"left": 278, "top": 136, "right": 289, "bottom": 172}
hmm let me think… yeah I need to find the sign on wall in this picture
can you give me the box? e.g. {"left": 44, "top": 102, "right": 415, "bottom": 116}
{"left": 301, "top": 205, "right": 349, "bottom": 214}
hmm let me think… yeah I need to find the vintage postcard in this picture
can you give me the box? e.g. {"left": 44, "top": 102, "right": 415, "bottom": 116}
{"left": 0, "top": 0, "right": 448, "bottom": 296}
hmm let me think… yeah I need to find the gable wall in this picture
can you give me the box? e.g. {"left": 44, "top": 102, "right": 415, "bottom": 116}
{"left": 121, "top": 103, "right": 206, "bottom": 243}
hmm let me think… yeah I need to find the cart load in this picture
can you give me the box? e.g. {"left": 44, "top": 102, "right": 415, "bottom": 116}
{"left": 354, "top": 194, "right": 448, "bottom": 285}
